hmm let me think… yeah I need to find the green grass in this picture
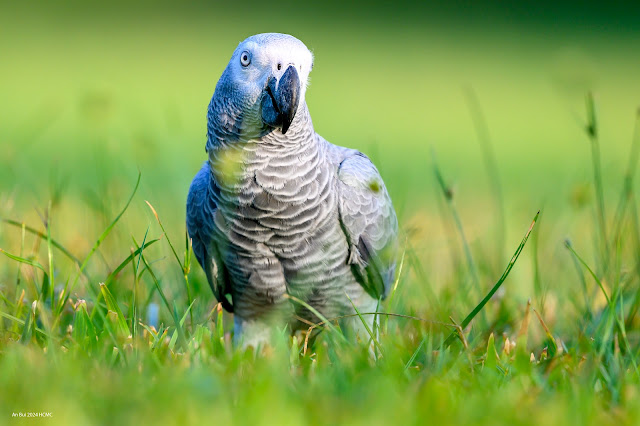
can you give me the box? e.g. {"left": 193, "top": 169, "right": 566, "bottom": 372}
{"left": 2, "top": 3, "right": 640, "bottom": 424}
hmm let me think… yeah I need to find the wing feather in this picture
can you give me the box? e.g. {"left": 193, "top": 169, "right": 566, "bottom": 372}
{"left": 187, "top": 162, "right": 233, "bottom": 312}
{"left": 336, "top": 151, "right": 398, "bottom": 299}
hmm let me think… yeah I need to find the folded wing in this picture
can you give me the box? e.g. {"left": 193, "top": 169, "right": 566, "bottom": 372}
{"left": 336, "top": 152, "right": 398, "bottom": 300}
{"left": 186, "top": 162, "right": 233, "bottom": 312}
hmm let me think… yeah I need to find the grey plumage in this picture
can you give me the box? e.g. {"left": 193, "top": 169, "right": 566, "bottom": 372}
{"left": 187, "top": 33, "right": 398, "bottom": 346}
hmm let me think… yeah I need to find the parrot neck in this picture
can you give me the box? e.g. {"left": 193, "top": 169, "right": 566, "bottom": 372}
{"left": 205, "top": 102, "right": 315, "bottom": 152}
{"left": 206, "top": 102, "right": 322, "bottom": 191}
{"left": 259, "top": 103, "right": 315, "bottom": 148}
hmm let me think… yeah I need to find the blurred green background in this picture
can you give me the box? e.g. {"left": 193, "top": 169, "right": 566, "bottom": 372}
{"left": 0, "top": 0, "right": 638, "bottom": 297}
{"left": 1, "top": 0, "right": 639, "bottom": 315}
{"left": 2, "top": 0, "right": 639, "bottom": 291}
{"left": 1, "top": 1, "right": 640, "bottom": 424}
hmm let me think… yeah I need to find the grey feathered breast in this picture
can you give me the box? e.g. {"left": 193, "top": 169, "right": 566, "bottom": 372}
{"left": 186, "top": 33, "right": 398, "bottom": 343}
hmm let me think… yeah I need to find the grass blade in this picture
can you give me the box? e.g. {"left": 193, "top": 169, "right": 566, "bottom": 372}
{"left": 70, "top": 172, "right": 141, "bottom": 294}
{"left": 79, "top": 239, "right": 158, "bottom": 323}
{"left": 285, "top": 294, "right": 346, "bottom": 341}
{"left": 168, "top": 300, "right": 195, "bottom": 352}
{"left": 443, "top": 210, "right": 540, "bottom": 348}
{"left": 585, "top": 93, "right": 609, "bottom": 267}
{"left": 404, "top": 335, "right": 427, "bottom": 371}
{"left": 564, "top": 240, "right": 610, "bottom": 305}
{"left": 100, "top": 283, "right": 130, "bottom": 336}
{"left": 0, "top": 248, "right": 49, "bottom": 300}
{"left": 145, "top": 201, "right": 194, "bottom": 330}
{"left": 345, "top": 291, "right": 384, "bottom": 357}
{"left": 610, "top": 109, "right": 640, "bottom": 249}
{"left": 131, "top": 226, "right": 150, "bottom": 341}
{"left": 103, "top": 239, "right": 159, "bottom": 289}
{"left": 19, "top": 302, "right": 36, "bottom": 344}
{"left": 565, "top": 240, "right": 640, "bottom": 379}
{"left": 0, "top": 308, "right": 52, "bottom": 341}
{"left": 463, "top": 87, "right": 506, "bottom": 265}
{"left": 384, "top": 242, "right": 407, "bottom": 333}
{"left": 133, "top": 239, "right": 189, "bottom": 350}
{"left": 533, "top": 308, "right": 558, "bottom": 357}
{"left": 45, "top": 202, "right": 55, "bottom": 309}
{"left": 0, "top": 248, "right": 47, "bottom": 273}
{"left": 0, "top": 218, "right": 86, "bottom": 276}
{"left": 531, "top": 213, "right": 545, "bottom": 312}
{"left": 431, "top": 149, "right": 482, "bottom": 296}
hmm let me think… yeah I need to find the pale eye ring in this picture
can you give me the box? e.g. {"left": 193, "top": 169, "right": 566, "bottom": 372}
{"left": 240, "top": 51, "right": 251, "bottom": 67}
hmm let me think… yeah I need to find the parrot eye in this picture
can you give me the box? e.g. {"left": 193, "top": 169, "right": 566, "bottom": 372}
{"left": 240, "top": 51, "right": 251, "bottom": 67}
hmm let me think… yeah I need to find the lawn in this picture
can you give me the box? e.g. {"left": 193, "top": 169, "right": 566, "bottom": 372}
{"left": 1, "top": 2, "right": 640, "bottom": 425}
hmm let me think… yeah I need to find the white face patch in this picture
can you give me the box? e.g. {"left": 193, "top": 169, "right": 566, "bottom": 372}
{"left": 230, "top": 34, "right": 314, "bottom": 104}
{"left": 209, "top": 33, "right": 315, "bottom": 138}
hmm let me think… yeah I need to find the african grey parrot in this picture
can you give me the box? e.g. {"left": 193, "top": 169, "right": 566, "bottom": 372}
{"left": 187, "top": 33, "right": 398, "bottom": 347}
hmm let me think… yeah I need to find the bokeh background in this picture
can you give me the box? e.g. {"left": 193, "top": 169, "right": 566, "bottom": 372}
{"left": 2, "top": 2, "right": 640, "bottom": 424}
{"left": 1, "top": 0, "right": 639, "bottom": 343}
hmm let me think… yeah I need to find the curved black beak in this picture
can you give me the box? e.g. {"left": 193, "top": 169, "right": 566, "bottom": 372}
{"left": 265, "top": 65, "right": 300, "bottom": 134}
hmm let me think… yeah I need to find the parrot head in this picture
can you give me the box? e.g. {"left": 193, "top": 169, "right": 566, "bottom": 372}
{"left": 208, "top": 33, "right": 314, "bottom": 139}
